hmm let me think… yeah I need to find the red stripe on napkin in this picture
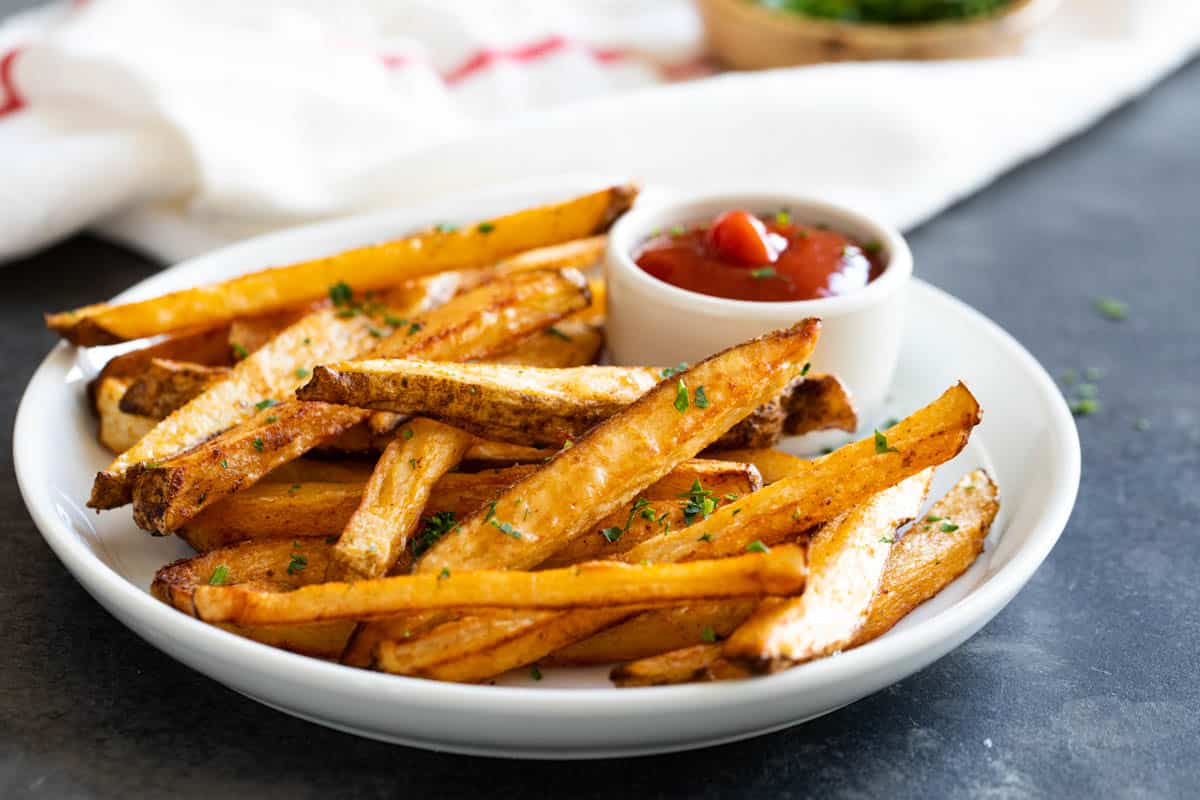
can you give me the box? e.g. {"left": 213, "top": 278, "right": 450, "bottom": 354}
{"left": 0, "top": 48, "right": 25, "bottom": 117}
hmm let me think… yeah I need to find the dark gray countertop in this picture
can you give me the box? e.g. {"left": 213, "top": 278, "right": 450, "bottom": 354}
{"left": 2, "top": 48, "right": 1197, "bottom": 800}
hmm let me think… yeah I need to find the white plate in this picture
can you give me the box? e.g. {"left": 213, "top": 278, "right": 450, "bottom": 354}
{"left": 14, "top": 179, "right": 1080, "bottom": 759}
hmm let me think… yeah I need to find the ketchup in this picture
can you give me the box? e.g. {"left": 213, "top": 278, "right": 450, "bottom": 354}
{"left": 634, "top": 210, "right": 885, "bottom": 302}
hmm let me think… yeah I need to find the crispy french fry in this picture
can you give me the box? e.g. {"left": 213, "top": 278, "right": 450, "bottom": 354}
{"left": 301, "top": 362, "right": 854, "bottom": 450}
{"left": 378, "top": 383, "right": 979, "bottom": 682}
{"left": 194, "top": 547, "right": 807, "bottom": 625}
{"left": 722, "top": 469, "right": 934, "bottom": 670}
{"left": 488, "top": 316, "right": 605, "bottom": 368}
{"left": 130, "top": 270, "right": 591, "bottom": 534}
{"left": 48, "top": 186, "right": 635, "bottom": 345}
{"left": 414, "top": 320, "right": 821, "bottom": 574}
{"left": 853, "top": 470, "right": 998, "bottom": 645}
{"left": 703, "top": 447, "right": 810, "bottom": 484}
{"left": 151, "top": 538, "right": 353, "bottom": 659}
{"left": 548, "top": 599, "right": 760, "bottom": 665}
{"left": 332, "top": 420, "right": 474, "bottom": 581}
{"left": 95, "top": 377, "right": 157, "bottom": 454}
{"left": 461, "top": 439, "right": 554, "bottom": 464}
{"left": 262, "top": 459, "right": 375, "bottom": 484}
{"left": 118, "top": 359, "right": 230, "bottom": 418}
{"left": 492, "top": 236, "right": 606, "bottom": 276}
{"left": 89, "top": 279, "right": 433, "bottom": 510}
{"left": 227, "top": 307, "right": 315, "bottom": 356}
{"left": 89, "top": 326, "right": 235, "bottom": 410}
{"left": 609, "top": 644, "right": 723, "bottom": 688}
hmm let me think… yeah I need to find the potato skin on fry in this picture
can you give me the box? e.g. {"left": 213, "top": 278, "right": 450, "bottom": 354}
{"left": 118, "top": 359, "right": 230, "bottom": 418}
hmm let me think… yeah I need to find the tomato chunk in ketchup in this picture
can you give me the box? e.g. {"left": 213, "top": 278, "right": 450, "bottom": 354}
{"left": 634, "top": 210, "right": 885, "bottom": 302}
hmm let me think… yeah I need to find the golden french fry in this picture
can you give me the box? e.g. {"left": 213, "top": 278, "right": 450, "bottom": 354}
{"left": 151, "top": 538, "right": 352, "bottom": 659}
{"left": 609, "top": 645, "right": 724, "bottom": 688}
{"left": 332, "top": 420, "right": 474, "bottom": 581}
{"left": 488, "top": 316, "right": 605, "bottom": 369}
{"left": 853, "top": 469, "right": 998, "bottom": 645}
{"left": 722, "top": 469, "right": 934, "bottom": 670}
{"left": 379, "top": 383, "right": 979, "bottom": 683}
{"left": 548, "top": 599, "right": 760, "bottom": 665}
{"left": 118, "top": 359, "right": 230, "bottom": 418}
{"left": 130, "top": 269, "right": 591, "bottom": 534}
{"left": 414, "top": 320, "right": 821, "bottom": 574}
{"left": 89, "top": 278, "right": 433, "bottom": 510}
{"left": 301, "top": 362, "right": 853, "bottom": 450}
{"left": 48, "top": 186, "right": 634, "bottom": 345}
{"left": 95, "top": 377, "right": 157, "bottom": 454}
{"left": 193, "top": 546, "right": 807, "bottom": 625}
{"left": 89, "top": 326, "right": 235, "bottom": 410}
{"left": 708, "top": 447, "right": 810, "bottom": 484}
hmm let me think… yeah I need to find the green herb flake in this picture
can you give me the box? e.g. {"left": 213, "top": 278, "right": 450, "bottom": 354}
{"left": 546, "top": 326, "right": 572, "bottom": 341}
{"left": 329, "top": 281, "right": 353, "bottom": 307}
{"left": 412, "top": 511, "right": 459, "bottom": 557}
{"left": 368, "top": 327, "right": 384, "bottom": 338}
{"left": 197, "top": 493, "right": 206, "bottom": 505}
{"left": 882, "top": 417, "right": 899, "bottom": 430}
{"left": 435, "top": 223, "right": 457, "bottom": 233}
{"left": 775, "top": 210, "right": 791, "bottom": 225}
{"left": 220, "top": 459, "right": 229, "bottom": 469}
{"left": 208, "top": 565, "right": 229, "bottom": 585}
{"left": 679, "top": 480, "right": 716, "bottom": 524}
{"left": 863, "top": 240, "right": 883, "bottom": 255}
{"left": 1134, "top": 417, "right": 1151, "bottom": 432}
{"left": 438, "top": 567, "right": 451, "bottom": 580}
{"left": 407, "top": 322, "right": 422, "bottom": 336}
{"left": 255, "top": 398, "right": 277, "bottom": 411}
{"left": 409, "top": 457, "right": 418, "bottom": 469}
{"left": 530, "top": 664, "right": 543, "bottom": 681}
{"left": 674, "top": 379, "right": 689, "bottom": 413}
{"left": 403, "top": 428, "right": 415, "bottom": 440}
{"left": 1078, "top": 382, "right": 1098, "bottom": 399}
{"left": 287, "top": 553, "right": 308, "bottom": 575}
{"left": 477, "top": 222, "right": 496, "bottom": 234}
{"left": 1071, "top": 397, "right": 1101, "bottom": 416}
{"left": 1084, "top": 366, "right": 1106, "bottom": 381}
{"left": 750, "top": 266, "right": 777, "bottom": 280}
{"left": 698, "top": 533, "right": 714, "bottom": 542}
{"left": 602, "top": 498, "right": 651, "bottom": 544}
{"left": 724, "top": 493, "right": 739, "bottom": 502}
{"left": 746, "top": 540, "right": 770, "bottom": 554}
{"left": 880, "top": 536, "right": 895, "bottom": 544}
{"left": 940, "top": 522, "right": 960, "bottom": 533}
{"left": 1094, "top": 297, "right": 1128, "bottom": 321}
{"left": 801, "top": 362, "right": 811, "bottom": 376}
{"left": 231, "top": 343, "right": 249, "bottom": 360}
{"left": 1061, "top": 368, "right": 1078, "bottom": 385}
{"left": 302, "top": 337, "right": 311, "bottom": 345}
{"left": 252, "top": 438, "right": 264, "bottom": 452}
{"left": 660, "top": 362, "right": 689, "bottom": 379}
{"left": 694, "top": 385, "right": 710, "bottom": 409}
{"left": 265, "top": 415, "right": 277, "bottom": 424}
{"left": 701, "top": 626, "right": 718, "bottom": 644}
{"left": 874, "top": 429, "right": 899, "bottom": 454}
{"left": 288, "top": 484, "right": 302, "bottom": 495}
{"left": 670, "top": 225, "right": 684, "bottom": 237}
{"left": 926, "top": 515, "right": 943, "bottom": 523}
{"left": 295, "top": 367, "right": 310, "bottom": 379}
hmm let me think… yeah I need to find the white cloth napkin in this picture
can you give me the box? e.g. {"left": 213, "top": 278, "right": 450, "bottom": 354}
{"left": 0, "top": 0, "right": 1196, "bottom": 263}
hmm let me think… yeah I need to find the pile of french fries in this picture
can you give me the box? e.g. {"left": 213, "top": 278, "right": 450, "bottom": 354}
{"left": 51, "top": 186, "right": 1000, "bottom": 686}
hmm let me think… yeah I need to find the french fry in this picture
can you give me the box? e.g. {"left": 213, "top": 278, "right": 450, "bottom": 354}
{"left": 461, "top": 439, "right": 554, "bottom": 464}
{"left": 609, "top": 644, "right": 724, "bottom": 688}
{"left": 852, "top": 469, "right": 998, "bottom": 645}
{"left": 89, "top": 326, "right": 235, "bottom": 410}
{"left": 491, "top": 236, "right": 606, "bottom": 277}
{"left": 548, "top": 599, "right": 760, "bottom": 665}
{"left": 152, "top": 538, "right": 353, "bottom": 659}
{"left": 118, "top": 359, "right": 230, "bottom": 418}
{"left": 706, "top": 447, "right": 810, "bottom": 483}
{"left": 722, "top": 469, "right": 934, "bottom": 670}
{"left": 300, "top": 362, "right": 854, "bottom": 450}
{"left": 413, "top": 320, "right": 821, "bottom": 574}
{"left": 488, "top": 316, "right": 605, "bottom": 368}
{"left": 89, "top": 278, "right": 433, "bottom": 510}
{"left": 331, "top": 420, "right": 474, "bottom": 581}
{"left": 227, "top": 307, "right": 316, "bottom": 356}
{"left": 95, "top": 377, "right": 157, "bottom": 454}
{"left": 261, "top": 459, "right": 375, "bottom": 484}
{"left": 378, "top": 383, "right": 979, "bottom": 682}
{"left": 192, "top": 546, "right": 807, "bottom": 625}
{"left": 48, "top": 186, "right": 634, "bottom": 345}
{"left": 131, "top": 270, "right": 592, "bottom": 533}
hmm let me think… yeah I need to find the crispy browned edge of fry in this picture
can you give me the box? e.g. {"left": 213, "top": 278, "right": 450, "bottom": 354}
{"left": 118, "top": 359, "right": 230, "bottom": 418}
{"left": 852, "top": 469, "right": 998, "bottom": 645}
{"left": 379, "top": 382, "right": 979, "bottom": 682}
{"left": 609, "top": 644, "right": 724, "bottom": 687}
{"left": 48, "top": 185, "right": 635, "bottom": 345}
{"left": 88, "top": 326, "right": 234, "bottom": 410}
{"left": 130, "top": 269, "right": 593, "bottom": 533}
{"left": 720, "top": 469, "right": 934, "bottom": 671}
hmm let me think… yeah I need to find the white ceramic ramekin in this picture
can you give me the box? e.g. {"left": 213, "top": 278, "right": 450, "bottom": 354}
{"left": 605, "top": 193, "right": 912, "bottom": 423}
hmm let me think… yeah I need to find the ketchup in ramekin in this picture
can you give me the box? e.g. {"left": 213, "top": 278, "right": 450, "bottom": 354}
{"left": 633, "top": 209, "right": 885, "bottom": 302}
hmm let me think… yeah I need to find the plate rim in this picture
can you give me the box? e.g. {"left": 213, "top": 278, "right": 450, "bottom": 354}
{"left": 13, "top": 196, "right": 1081, "bottom": 753}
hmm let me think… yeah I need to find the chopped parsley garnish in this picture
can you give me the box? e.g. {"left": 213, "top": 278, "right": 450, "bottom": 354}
{"left": 295, "top": 367, "right": 310, "bottom": 379}
{"left": 530, "top": 664, "right": 543, "bottom": 681}
{"left": 724, "top": 493, "right": 739, "bottom": 502}
{"left": 1071, "top": 397, "right": 1100, "bottom": 416}
{"left": 265, "top": 415, "right": 277, "bottom": 424}
{"left": 1134, "top": 417, "right": 1151, "bottom": 432}
{"left": 670, "top": 225, "right": 684, "bottom": 237}
{"left": 220, "top": 459, "right": 229, "bottom": 469}
{"left": 750, "top": 267, "right": 777, "bottom": 280}
{"left": 490, "top": 519, "right": 523, "bottom": 539}
{"left": 407, "top": 322, "right": 422, "bottom": 336}
{"left": 231, "top": 343, "right": 249, "bottom": 359}
{"left": 874, "top": 429, "right": 899, "bottom": 454}
{"left": 879, "top": 536, "right": 895, "bottom": 544}
{"left": 701, "top": 626, "right": 719, "bottom": 644}
{"left": 438, "top": 567, "right": 451, "bottom": 580}
{"left": 252, "top": 438, "right": 264, "bottom": 452}
{"left": 801, "top": 362, "right": 811, "bottom": 376}
{"left": 693, "top": 385, "right": 710, "bottom": 409}
{"left": 674, "top": 379, "right": 689, "bottom": 413}
{"left": 746, "top": 540, "right": 770, "bottom": 554}
{"left": 324, "top": 535, "right": 339, "bottom": 544}
{"left": 477, "top": 222, "right": 496, "bottom": 234}
{"left": 383, "top": 314, "right": 406, "bottom": 327}
{"left": 1094, "top": 297, "right": 1128, "bottom": 321}
{"left": 775, "top": 210, "right": 791, "bottom": 225}
{"left": 547, "top": 326, "right": 572, "bottom": 341}
{"left": 660, "top": 362, "right": 689, "bottom": 379}
{"left": 412, "top": 511, "right": 459, "bottom": 557}
{"left": 484, "top": 501, "right": 497, "bottom": 525}
{"left": 1077, "top": 382, "right": 1098, "bottom": 399}
{"left": 208, "top": 565, "right": 229, "bottom": 585}
{"left": 1061, "top": 368, "right": 1078, "bottom": 385}
{"left": 255, "top": 398, "right": 277, "bottom": 411}
{"left": 926, "top": 514, "right": 943, "bottom": 523}
{"left": 286, "top": 553, "right": 308, "bottom": 575}
{"left": 288, "top": 484, "right": 302, "bottom": 495}
{"left": 601, "top": 498, "right": 652, "bottom": 544}
{"left": 302, "top": 337, "right": 311, "bottom": 345}
{"left": 435, "top": 223, "right": 457, "bottom": 233}
{"left": 409, "top": 457, "right": 418, "bottom": 469}
{"left": 368, "top": 327, "right": 384, "bottom": 338}
{"left": 329, "top": 281, "right": 353, "bottom": 307}
{"left": 940, "top": 522, "right": 960, "bottom": 533}
{"left": 698, "top": 533, "right": 714, "bottom": 542}
{"left": 679, "top": 480, "right": 717, "bottom": 524}
{"left": 197, "top": 493, "right": 206, "bottom": 504}
{"left": 143, "top": 461, "right": 161, "bottom": 469}
{"left": 403, "top": 428, "right": 414, "bottom": 440}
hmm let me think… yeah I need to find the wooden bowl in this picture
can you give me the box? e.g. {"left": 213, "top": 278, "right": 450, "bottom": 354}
{"left": 697, "top": 0, "right": 1060, "bottom": 69}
